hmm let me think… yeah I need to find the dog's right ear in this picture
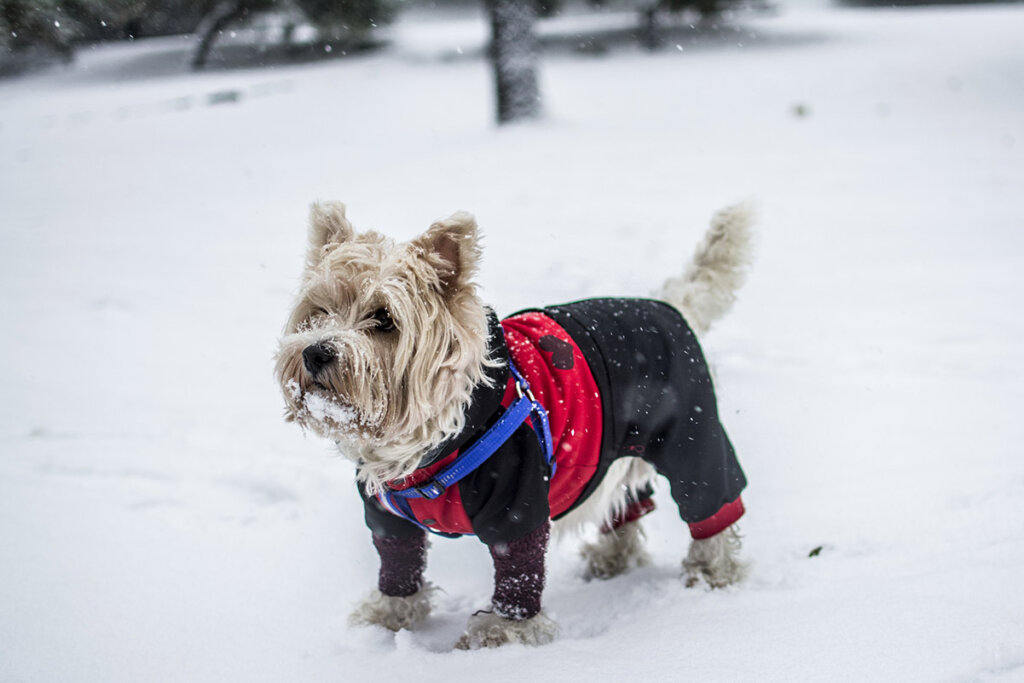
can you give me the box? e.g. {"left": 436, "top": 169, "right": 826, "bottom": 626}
{"left": 414, "top": 211, "right": 481, "bottom": 294}
{"left": 307, "top": 201, "right": 355, "bottom": 267}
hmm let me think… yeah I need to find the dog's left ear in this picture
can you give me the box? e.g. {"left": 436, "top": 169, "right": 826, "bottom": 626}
{"left": 414, "top": 212, "right": 481, "bottom": 293}
{"left": 307, "top": 201, "right": 355, "bottom": 268}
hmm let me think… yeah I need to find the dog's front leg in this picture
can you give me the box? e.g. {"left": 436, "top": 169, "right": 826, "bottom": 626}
{"left": 349, "top": 530, "right": 434, "bottom": 631}
{"left": 455, "top": 523, "right": 557, "bottom": 649}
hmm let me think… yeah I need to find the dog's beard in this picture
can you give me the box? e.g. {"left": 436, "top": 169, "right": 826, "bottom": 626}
{"left": 275, "top": 289, "right": 498, "bottom": 493}
{"left": 275, "top": 320, "right": 491, "bottom": 492}
{"left": 276, "top": 330, "right": 393, "bottom": 442}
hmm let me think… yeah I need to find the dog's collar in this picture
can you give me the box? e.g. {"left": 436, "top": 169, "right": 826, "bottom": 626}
{"left": 414, "top": 309, "right": 510, "bottom": 469}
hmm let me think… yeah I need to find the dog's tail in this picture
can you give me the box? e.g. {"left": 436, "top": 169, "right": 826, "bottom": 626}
{"left": 657, "top": 203, "right": 754, "bottom": 334}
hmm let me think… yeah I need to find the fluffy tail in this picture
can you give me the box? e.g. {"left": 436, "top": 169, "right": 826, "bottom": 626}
{"left": 658, "top": 203, "right": 754, "bottom": 334}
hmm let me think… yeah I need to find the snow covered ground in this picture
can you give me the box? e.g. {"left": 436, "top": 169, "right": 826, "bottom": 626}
{"left": 2, "top": 1, "right": 1023, "bottom": 680}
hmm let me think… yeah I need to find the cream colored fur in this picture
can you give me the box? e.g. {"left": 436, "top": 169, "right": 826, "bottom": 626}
{"left": 683, "top": 526, "right": 749, "bottom": 588}
{"left": 349, "top": 586, "right": 435, "bottom": 631}
{"left": 553, "top": 458, "right": 657, "bottom": 536}
{"left": 275, "top": 202, "right": 501, "bottom": 493}
{"left": 455, "top": 610, "right": 558, "bottom": 650}
{"left": 579, "top": 519, "right": 651, "bottom": 580}
{"left": 659, "top": 202, "right": 754, "bottom": 334}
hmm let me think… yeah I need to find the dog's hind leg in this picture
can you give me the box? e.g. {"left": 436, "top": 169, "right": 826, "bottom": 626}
{"left": 580, "top": 515, "right": 650, "bottom": 580}
{"left": 572, "top": 459, "right": 658, "bottom": 580}
{"left": 683, "top": 525, "right": 748, "bottom": 588}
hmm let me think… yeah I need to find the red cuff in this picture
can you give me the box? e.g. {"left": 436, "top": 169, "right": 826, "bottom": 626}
{"left": 601, "top": 495, "right": 657, "bottom": 534}
{"left": 688, "top": 496, "right": 745, "bottom": 540}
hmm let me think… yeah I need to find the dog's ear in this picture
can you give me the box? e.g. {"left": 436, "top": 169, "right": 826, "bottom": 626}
{"left": 307, "top": 201, "right": 355, "bottom": 267}
{"left": 414, "top": 211, "right": 481, "bottom": 293}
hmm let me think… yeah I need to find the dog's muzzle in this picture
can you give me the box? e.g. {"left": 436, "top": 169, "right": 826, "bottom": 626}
{"left": 302, "top": 342, "right": 336, "bottom": 377}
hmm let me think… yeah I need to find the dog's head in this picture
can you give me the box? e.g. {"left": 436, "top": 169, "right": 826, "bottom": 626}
{"left": 275, "top": 202, "right": 496, "bottom": 487}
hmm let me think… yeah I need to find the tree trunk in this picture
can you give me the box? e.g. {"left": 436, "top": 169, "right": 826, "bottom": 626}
{"left": 639, "top": 7, "right": 662, "bottom": 51}
{"left": 486, "top": 0, "right": 541, "bottom": 124}
{"left": 192, "top": 0, "right": 248, "bottom": 70}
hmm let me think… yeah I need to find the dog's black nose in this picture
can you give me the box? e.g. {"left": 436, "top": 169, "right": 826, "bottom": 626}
{"left": 302, "top": 343, "right": 336, "bottom": 376}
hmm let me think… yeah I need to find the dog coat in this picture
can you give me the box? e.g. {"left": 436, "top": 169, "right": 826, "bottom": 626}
{"left": 360, "top": 298, "right": 746, "bottom": 546}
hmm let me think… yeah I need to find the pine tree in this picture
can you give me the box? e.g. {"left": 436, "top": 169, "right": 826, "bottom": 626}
{"left": 1, "top": 0, "right": 76, "bottom": 61}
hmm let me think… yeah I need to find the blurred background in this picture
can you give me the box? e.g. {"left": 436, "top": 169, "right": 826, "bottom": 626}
{"left": 2, "top": 0, "right": 1023, "bottom": 680}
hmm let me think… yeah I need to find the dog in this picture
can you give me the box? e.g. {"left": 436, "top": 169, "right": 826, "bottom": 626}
{"left": 275, "top": 202, "right": 752, "bottom": 649}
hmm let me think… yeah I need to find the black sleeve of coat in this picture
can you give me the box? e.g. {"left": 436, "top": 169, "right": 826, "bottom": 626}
{"left": 357, "top": 480, "right": 425, "bottom": 539}
{"left": 460, "top": 423, "right": 552, "bottom": 546}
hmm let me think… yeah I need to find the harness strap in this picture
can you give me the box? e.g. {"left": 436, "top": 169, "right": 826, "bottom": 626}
{"left": 377, "top": 360, "right": 555, "bottom": 535}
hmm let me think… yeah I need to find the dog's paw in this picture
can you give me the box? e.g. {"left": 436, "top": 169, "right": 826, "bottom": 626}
{"left": 580, "top": 520, "right": 650, "bottom": 580}
{"left": 348, "top": 585, "right": 435, "bottom": 632}
{"left": 454, "top": 610, "right": 558, "bottom": 650}
{"left": 683, "top": 526, "right": 748, "bottom": 589}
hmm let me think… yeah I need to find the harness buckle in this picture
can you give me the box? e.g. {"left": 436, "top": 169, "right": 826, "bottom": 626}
{"left": 514, "top": 378, "right": 538, "bottom": 405}
{"left": 415, "top": 480, "right": 446, "bottom": 499}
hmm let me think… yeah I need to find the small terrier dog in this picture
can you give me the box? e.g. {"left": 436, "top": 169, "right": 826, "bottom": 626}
{"left": 275, "top": 202, "right": 752, "bottom": 649}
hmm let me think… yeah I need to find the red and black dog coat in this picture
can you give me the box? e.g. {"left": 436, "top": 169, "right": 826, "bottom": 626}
{"left": 359, "top": 298, "right": 747, "bottom": 618}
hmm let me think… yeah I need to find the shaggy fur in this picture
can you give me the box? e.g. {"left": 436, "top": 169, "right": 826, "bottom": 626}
{"left": 348, "top": 586, "right": 435, "bottom": 631}
{"left": 579, "top": 519, "right": 651, "bottom": 580}
{"left": 659, "top": 202, "right": 754, "bottom": 334}
{"left": 275, "top": 202, "right": 754, "bottom": 648}
{"left": 275, "top": 203, "right": 500, "bottom": 493}
{"left": 554, "top": 457, "right": 658, "bottom": 537}
{"left": 455, "top": 611, "right": 558, "bottom": 650}
{"left": 683, "top": 526, "right": 749, "bottom": 588}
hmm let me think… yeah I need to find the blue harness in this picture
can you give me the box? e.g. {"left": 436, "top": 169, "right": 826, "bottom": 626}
{"left": 376, "top": 361, "right": 555, "bottom": 536}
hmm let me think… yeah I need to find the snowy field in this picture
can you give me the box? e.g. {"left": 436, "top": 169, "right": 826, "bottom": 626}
{"left": 2, "top": 1, "right": 1023, "bottom": 680}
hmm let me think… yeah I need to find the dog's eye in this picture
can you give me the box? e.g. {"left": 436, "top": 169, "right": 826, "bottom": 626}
{"left": 310, "top": 306, "right": 329, "bottom": 318}
{"left": 370, "top": 307, "right": 396, "bottom": 332}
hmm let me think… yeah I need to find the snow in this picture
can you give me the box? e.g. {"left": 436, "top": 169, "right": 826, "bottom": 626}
{"left": 2, "top": 2, "right": 1023, "bottom": 680}
{"left": 293, "top": 381, "right": 359, "bottom": 430}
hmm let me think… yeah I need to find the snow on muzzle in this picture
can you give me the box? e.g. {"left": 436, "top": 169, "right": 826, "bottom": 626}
{"left": 275, "top": 330, "right": 390, "bottom": 439}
